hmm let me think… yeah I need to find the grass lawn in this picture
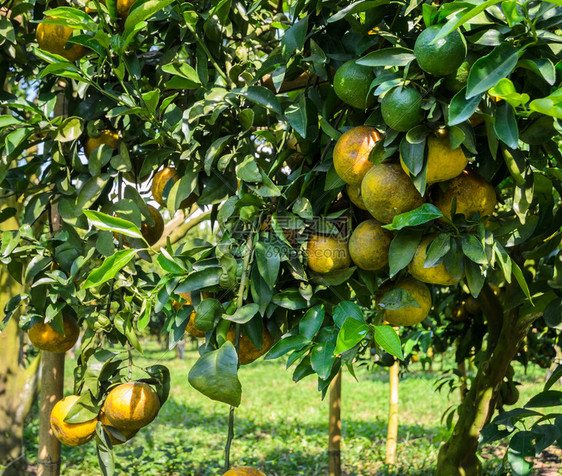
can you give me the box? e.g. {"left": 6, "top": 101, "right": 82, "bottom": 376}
{"left": 23, "top": 340, "right": 560, "bottom": 475}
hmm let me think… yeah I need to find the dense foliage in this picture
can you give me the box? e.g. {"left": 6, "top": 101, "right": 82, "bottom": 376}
{"left": 1, "top": 0, "right": 561, "bottom": 473}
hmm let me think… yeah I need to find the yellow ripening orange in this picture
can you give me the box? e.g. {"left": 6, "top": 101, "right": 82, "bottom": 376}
{"left": 151, "top": 167, "right": 198, "bottom": 210}
{"left": 408, "top": 234, "right": 461, "bottom": 286}
{"left": 28, "top": 314, "right": 80, "bottom": 353}
{"left": 103, "top": 382, "right": 160, "bottom": 431}
{"left": 432, "top": 170, "right": 497, "bottom": 222}
{"left": 333, "top": 126, "right": 381, "bottom": 185}
{"left": 348, "top": 219, "right": 392, "bottom": 271}
{"left": 99, "top": 409, "right": 138, "bottom": 445}
{"left": 361, "top": 162, "right": 424, "bottom": 224}
{"left": 378, "top": 277, "right": 432, "bottom": 326}
{"left": 306, "top": 234, "right": 351, "bottom": 274}
{"left": 226, "top": 326, "right": 274, "bottom": 365}
{"left": 50, "top": 395, "right": 98, "bottom": 446}
{"left": 84, "top": 130, "right": 119, "bottom": 158}
{"left": 140, "top": 205, "right": 164, "bottom": 246}
{"left": 36, "top": 20, "right": 86, "bottom": 62}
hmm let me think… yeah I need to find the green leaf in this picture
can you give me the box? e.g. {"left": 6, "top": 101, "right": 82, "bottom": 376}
{"left": 489, "top": 78, "right": 530, "bottom": 108}
{"left": 357, "top": 47, "right": 415, "bottom": 67}
{"left": 465, "top": 259, "right": 485, "bottom": 298}
{"left": 161, "top": 62, "right": 201, "bottom": 89}
{"left": 333, "top": 301, "right": 364, "bottom": 328}
{"left": 175, "top": 268, "right": 221, "bottom": 293}
{"left": 328, "top": 0, "right": 394, "bottom": 22}
{"left": 424, "top": 233, "right": 451, "bottom": 268}
{"left": 524, "top": 390, "right": 562, "bottom": 408}
{"left": 508, "top": 431, "right": 535, "bottom": 476}
{"left": 123, "top": 0, "right": 175, "bottom": 42}
{"left": 493, "top": 241, "right": 512, "bottom": 283}
{"left": 334, "top": 318, "right": 369, "bottom": 355}
{"left": 285, "top": 95, "right": 307, "bottom": 138}
{"left": 383, "top": 204, "right": 443, "bottom": 231}
{"left": 224, "top": 303, "right": 259, "bottom": 324}
{"left": 517, "top": 58, "right": 555, "bottom": 86}
{"left": 529, "top": 89, "right": 562, "bottom": 120}
{"left": 265, "top": 335, "right": 310, "bottom": 360}
{"left": 83, "top": 210, "right": 143, "bottom": 240}
{"left": 374, "top": 325, "right": 403, "bottom": 360}
{"left": 55, "top": 116, "right": 83, "bottom": 142}
{"left": 461, "top": 234, "right": 487, "bottom": 264}
{"left": 494, "top": 101, "right": 518, "bottom": 149}
{"left": 76, "top": 175, "right": 111, "bottom": 210}
{"left": 378, "top": 289, "right": 419, "bottom": 310}
{"left": 299, "top": 305, "right": 325, "bottom": 340}
{"left": 399, "top": 134, "right": 426, "bottom": 176}
{"left": 64, "top": 392, "right": 100, "bottom": 423}
{"left": 187, "top": 299, "right": 219, "bottom": 331}
{"left": 310, "top": 340, "right": 336, "bottom": 380}
{"left": 281, "top": 16, "right": 308, "bottom": 57}
{"left": 466, "top": 44, "right": 519, "bottom": 99}
{"left": 512, "top": 259, "right": 532, "bottom": 304}
{"left": 188, "top": 342, "right": 242, "bottom": 407}
{"left": 544, "top": 364, "right": 562, "bottom": 391}
{"left": 81, "top": 249, "right": 137, "bottom": 289}
{"left": 388, "top": 230, "right": 423, "bottom": 278}
{"left": 255, "top": 241, "right": 280, "bottom": 289}
{"left": 233, "top": 86, "right": 283, "bottom": 115}
{"left": 543, "top": 298, "right": 562, "bottom": 329}
{"left": 236, "top": 156, "right": 262, "bottom": 183}
{"left": 95, "top": 425, "right": 115, "bottom": 476}
{"left": 448, "top": 86, "right": 482, "bottom": 126}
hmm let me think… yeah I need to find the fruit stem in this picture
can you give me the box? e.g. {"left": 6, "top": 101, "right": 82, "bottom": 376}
{"left": 224, "top": 405, "right": 235, "bottom": 471}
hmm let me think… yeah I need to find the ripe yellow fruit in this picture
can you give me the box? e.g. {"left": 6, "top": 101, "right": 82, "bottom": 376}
{"left": 223, "top": 467, "right": 267, "bottom": 476}
{"left": 50, "top": 395, "right": 98, "bottom": 446}
{"left": 226, "top": 326, "right": 274, "bottom": 365}
{"left": 306, "top": 234, "right": 351, "bottom": 273}
{"left": 378, "top": 277, "right": 432, "bottom": 326}
{"left": 333, "top": 126, "right": 381, "bottom": 185}
{"left": 408, "top": 234, "right": 460, "bottom": 285}
{"left": 400, "top": 130, "right": 468, "bottom": 183}
{"left": 361, "top": 162, "right": 424, "bottom": 224}
{"left": 116, "top": 0, "right": 135, "bottom": 17}
{"left": 141, "top": 205, "right": 164, "bottom": 246}
{"left": 28, "top": 314, "right": 80, "bottom": 353}
{"left": 84, "top": 130, "right": 119, "bottom": 158}
{"left": 346, "top": 183, "right": 367, "bottom": 210}
{"left": 151, "top": 167, "right": 197, "bottom": 210}
{"left": 348, "top": 219, "right": 392, "bottom": 271}
{"left": 99, "top": 409, "right": 137, "bottom": 445}
{"left": 173, "top": 292, "right": 206, "bottom": 338}
{"left": 103, "top": 382, "right": 160, "bottom": 431}
{"left": 36, "top": 20, "right": 87, "bottom": 62}
{"left": 432, "top": 170, "right": 497, "bottom": 221}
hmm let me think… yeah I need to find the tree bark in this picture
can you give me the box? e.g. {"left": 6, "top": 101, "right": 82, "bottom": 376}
{"left": 385, "top": 359, "right": 399, "bottom": 464}
{"left": 328, "top": 369, "right": 342, "bottom": 476}
{"left": 0, "top": 198, "right": 41, "bottom": 475}
{"left": 436, "top": 306, "right": 539, "bottom": 476}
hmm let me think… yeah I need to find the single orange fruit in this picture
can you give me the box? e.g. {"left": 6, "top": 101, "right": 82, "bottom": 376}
{"left": 103, "top": 382, "right": 160, "bottom": 431}
{"left": 408, "top": 234, "right": 460, "bottom": 285}
{"left": 50, "top": 395, "right": 98, "bottom": 446}
{"left": 151, "top": 167, "right": 197, "bottom": 210}
{"left": 346, "top": 183, "right": 367, "bottom": 210}
{"left": 306, "top": 234, "right": 351, "bottom": 274}
{"left": 223, "top": 468, "right": 267, "bottom": 476}
{"left": 226, "top": 326, "right": 274, "bottom": 365}
{"left": 36, "top": 20, "right": 87, "bottom": 62}
{"left": 173, "top": 291, "right": 206, "bottom": 338}
{"left": 378, "top": 277, "right": 432, "bottom": 326}
{"left": 361, "top": 162, "right": 424, "bottom": 224}
{"left": 28, "top": 314, "right": 80, "bottom": 353}
{"left": 348, "top": 219, "right": 392, "bottom": 271}
{"left": 141, "top": 205, "right": 164, "bottom": 245}
{"left": 333, "top": 126, "right": 381, "bottom": 185}
{"left": 84, "top": 130, "right": 119, "bottom": 158}
{"left": 99, "top": 409, "right": 138, "bottom": 445}
{"left": 432, "top": 170, "right": 496, "bottom": 222}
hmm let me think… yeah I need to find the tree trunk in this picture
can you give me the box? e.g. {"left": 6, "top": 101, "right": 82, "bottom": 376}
{"left": 436, "top": 302, "right": 538, "bottom": 476}
{"left": 328, "top": 369, "right": 342, "bottom": 476}
{"left": 385, "top": 359, "right": 399, "bottom": 464}
{"left": 0, "top": 200, "right": 41, "bottom": 475}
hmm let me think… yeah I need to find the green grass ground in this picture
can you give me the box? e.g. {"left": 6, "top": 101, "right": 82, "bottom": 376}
{"left": 23, "top": 340, "right": 559, "bottom": 475}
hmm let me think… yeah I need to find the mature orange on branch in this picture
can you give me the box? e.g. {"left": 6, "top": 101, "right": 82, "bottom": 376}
{"left": 348, "top": 219, "right": 392, "bottom": 271}
{"left": 333, "top": 126, "right": 381, "bottom": 185}
{"left": 103, "top": 382, "right": 161, "bottom": 431}
{"left": 226, "top": 326, "right": 274, "bottom": 365}
{"left": 36, "top": 19, "right": 87, "bottom": 62}
{"left": 408, "top": 234, "right": 460, "bottom": 286}
{"left": 223, "top": 467, "right": 267, "bottom": 476}
{"left": 28, "top": 313, "right": 80, "bottom": 353}
{"left": 84, "top": 130, "right": 119, "bottom": 158}
{"left": 151, "top": 167, "right": 198, "bottom": 210}
{"left": 378, "top": 277, "right": 432, "bottom": 326}
{"left": 306, "top": 234, "right": 351, "bottom": 274}
{"left": 50, "top": 395, "right": 98, "bottom": 446}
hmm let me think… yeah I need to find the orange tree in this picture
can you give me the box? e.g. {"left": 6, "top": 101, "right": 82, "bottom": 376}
{"left": 1, "top": 0, "right": 562, "bottom": 475}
